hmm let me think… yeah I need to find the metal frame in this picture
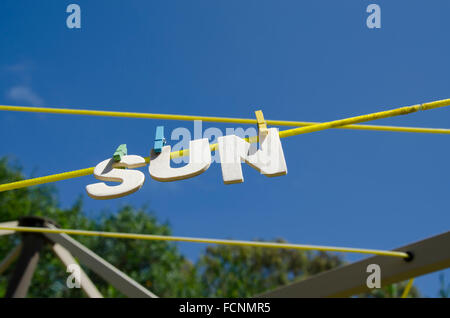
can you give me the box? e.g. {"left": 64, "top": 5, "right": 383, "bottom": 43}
{"left": 52, "top": 243, "right": 103, "bottom": 298}
{"left": 0, "top": 221, "right": 18, "bottom": 236}
{"left": 0, "top": 218, "right": 157, "bottom": 298}
{"left": 259, "top": 231, "right": 450, "bottom": 297}
{"left": 44, "top": 223, "right": 157, "bottom": 298}
{"left": 0, "top": 243, "right": 22, "bottom": 275}
{"left": 5, "top": 233, "right": 45, "bottom": 297}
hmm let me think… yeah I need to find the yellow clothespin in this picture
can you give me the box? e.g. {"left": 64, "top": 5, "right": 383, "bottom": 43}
{"left": 255, "top": 110, "right": 268, "bottom": 136}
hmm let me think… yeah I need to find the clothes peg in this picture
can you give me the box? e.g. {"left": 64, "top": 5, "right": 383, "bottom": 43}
{"left": 255, "top": 110, "right": 268, "bottom": 136}
{"left": 113, "top": 144, "right": 127, "bottom": 162}
{"left": 154, "top": 126, "right": 166, "bottom": 153}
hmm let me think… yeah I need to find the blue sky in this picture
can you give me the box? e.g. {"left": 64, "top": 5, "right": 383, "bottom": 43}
{"left": 0, "top": 0, "right": 449, "bottom": 297}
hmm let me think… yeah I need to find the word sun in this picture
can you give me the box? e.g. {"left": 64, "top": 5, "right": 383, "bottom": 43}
{"left": 86, "top": 128, "right": 288, "bottom": 200}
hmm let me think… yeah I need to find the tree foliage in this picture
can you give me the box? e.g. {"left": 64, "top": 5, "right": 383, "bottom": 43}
{"left": 438, "top": 273, "right": 449, "bottom": 298}
{"left": 196, "top": 243, "right": 343, "bottom": 297}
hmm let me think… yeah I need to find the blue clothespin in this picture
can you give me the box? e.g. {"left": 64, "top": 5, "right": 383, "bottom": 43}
{"left": 154, "top": 126, "right": 166, "bottom": 153}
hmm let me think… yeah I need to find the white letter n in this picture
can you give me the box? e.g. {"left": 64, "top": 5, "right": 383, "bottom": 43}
{"left": 217, "top": 128, "right": 287, "bottom": 184}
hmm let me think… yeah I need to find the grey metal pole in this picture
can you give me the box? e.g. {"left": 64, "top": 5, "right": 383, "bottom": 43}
{"left": 4, "top": 217, "right": 59, "bottom": 298}
{"left": 44, "top": 223, "right": 158, "bottom": 298}
{"left": 259, "top": 231, "right": 450, "bottom": 298}
{"left": 0, "top": 244, "right": 22, "bottom": 275}
{"left": 0, "top": 221, "right": 18, "bottom": 236}
{"left": 52, "top": 243, "right": 103, "bottom": 298}
{"left": 4, "top": 233, "right": 45, "bottom": 298}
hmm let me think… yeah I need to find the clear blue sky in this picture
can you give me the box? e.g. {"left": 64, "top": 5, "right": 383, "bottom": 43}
{"left": 0, "top": 0, "right": 449, "bottom": 297}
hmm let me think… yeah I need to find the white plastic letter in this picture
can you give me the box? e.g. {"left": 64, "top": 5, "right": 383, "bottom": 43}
{"left": 148, "top": 138, "right": 211, "bottom": 182}
{"left": 218, "top": 128, "right": 287, "bottom": 184}
{"left": 86, "top": 155, "right": 146, "bottom": 200}
{"left": 218, "top": 134, "right": 251, "bottom": 184}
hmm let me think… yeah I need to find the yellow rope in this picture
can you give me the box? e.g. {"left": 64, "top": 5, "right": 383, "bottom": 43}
{"left": 401, "top": 278, "right": 415, "bottom": 298}
{"left": 0, "top": 98, "right": 449, "bottom": 193}
{"left": 1, "top": 104, "right": 450, "bottom": 134}
{"left": 0, "top": 225, "right": 410, "bottom": 259}
{"left": 0, "top": 168, "right": 95, "bottom": 192}
{"left": 278, "top": 99, "right": 450, "bottom": 138}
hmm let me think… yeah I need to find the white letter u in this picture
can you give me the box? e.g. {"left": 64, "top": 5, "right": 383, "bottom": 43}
{"left": 149, "top": 138, "right": 211, "bottom": 182}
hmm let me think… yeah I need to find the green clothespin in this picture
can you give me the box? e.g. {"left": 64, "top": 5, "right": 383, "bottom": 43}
{"left": 113, "top": 144, "right": 127, "bottom": 162}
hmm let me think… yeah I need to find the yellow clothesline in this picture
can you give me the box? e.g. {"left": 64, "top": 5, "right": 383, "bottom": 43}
{"left": 401, "top": 278, "right": 415, "bottom": 298}
{"left": 1, "top": 104, "right": 450, "bottom": 134}
{"left": 0, "top": 98, "right": 449, "bottom": 193}
{"left": 0, "top": 225, "right": 410, "bottom": 259}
